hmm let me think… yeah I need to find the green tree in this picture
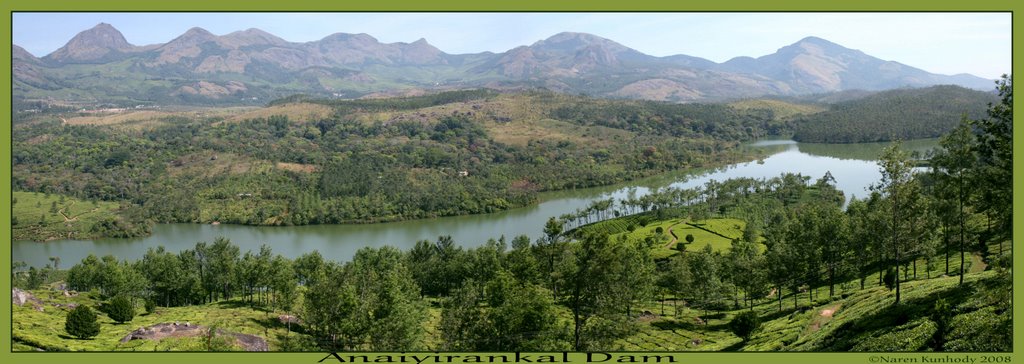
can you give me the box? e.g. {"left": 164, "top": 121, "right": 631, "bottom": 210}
{"left": 270, "top": 255, "right": 298, "bottom": 312}
{"left": 689, "top": 244, "right": 724, "bottom": 320}
{"left": 541, "top": 217, "right": 564, "bottom": 299}
{"left": 729, "top": 310, "right": 761, "bottom": 342}
{"left": 875, "top": 142, "right": 915, "bottom": 304}
{"left": 933, "top": 123, "right": 976, "bottom": 285}
{"left": 195, "top": 239, "right": 239, "bottom": 303}
{"left": 106, "top": 295, "right": 135, "bottom": 324}
{"left": 350, "top": 247, "right": 428, "bottom": 351}
{"left": 660, "top": 252, "right": 692, "bottom": 317}
{"left": 615, "top": 238, "right": 656, "bottom": 318}
{"left": 303, "top": 262, "right": 359, "bottom": 350}
{"left": 65, "top": 305, "right": 101, "bottom": 339}
{"left": 484, "top": 278, "right": 568, "bottom": 351}
{"left": 728, "top": 238, "right": 768, "bottom": 309}
{"left": 505, "top": 235, "right": 540, "bottom": 284}
{"left": 294, "top": 250, "right": 326, "bottom": 287}
{"left": 968, "top": 75, "right": 1012, "bottom": 250}
{"left": 565, "top": 233, "right": 633, "bottom": 351}
{"left": 439, "top": 281, "right": 486, "bottom": 351}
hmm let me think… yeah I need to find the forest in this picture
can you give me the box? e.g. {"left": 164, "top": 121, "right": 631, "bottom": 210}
{"left": 12, "top": 90, "right": 785, "bottom": 240}
{"left": 12, "top": 77, "right": 1013, "bottom": 352}
{"left": 791, "top": 85, "right": 997, "bottom": 143}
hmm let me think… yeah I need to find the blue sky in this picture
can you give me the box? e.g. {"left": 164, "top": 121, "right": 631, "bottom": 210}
{"left": 12, "top": 12, "right": 1011, "bottom": 79}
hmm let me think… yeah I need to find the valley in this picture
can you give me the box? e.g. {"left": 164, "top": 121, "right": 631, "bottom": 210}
{"left": 8, "top": 15, "right": 1013, "bottom": 355}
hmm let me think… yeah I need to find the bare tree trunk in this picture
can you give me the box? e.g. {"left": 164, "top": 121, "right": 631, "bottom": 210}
{"left": 958, "top": 176, "right": 965, "bottom": 286}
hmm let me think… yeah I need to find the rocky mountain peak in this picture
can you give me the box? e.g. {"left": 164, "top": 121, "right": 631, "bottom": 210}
{"left": 45, "top": 22, "right": 132, "bottom": 62}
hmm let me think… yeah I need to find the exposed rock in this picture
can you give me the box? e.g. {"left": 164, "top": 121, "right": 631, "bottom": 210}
{"left": 278, "top": 314, "right": 301, "bottom": 325}
{"left": 120, "top": 322, "right": 269, "bottom": 351}
{"left": 12, "top": 288, "right": 44, "bottom": 311}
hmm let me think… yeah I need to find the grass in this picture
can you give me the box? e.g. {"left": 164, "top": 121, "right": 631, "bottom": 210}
{"left": 12, "top": 191, "right": 124, "bottom": 242}
{"left": 612, "top": 266, "right": 1007, "bottom": 352}
{"left": 727, "top": 99, "right": 826, "bottom": 120}
{"left": 222, "top": 103, "right": 333, "bottom": 124}
{"left": 13, "top": 288, "right": 302, "bottom": 352}
{"left": 587, "top": 215, "right": 754, "bottom": 258}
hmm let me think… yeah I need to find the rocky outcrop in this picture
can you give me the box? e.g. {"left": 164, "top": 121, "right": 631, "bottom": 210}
{"left": 12, "top": 288, "right": 44, "bottom": 312}
{"left": 120, "top": 322, "right": 268, "bottom": 351}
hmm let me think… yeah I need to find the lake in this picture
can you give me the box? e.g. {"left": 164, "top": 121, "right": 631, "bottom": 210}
{"left": 12, "top": 138, "right": 938, "bottom": 268}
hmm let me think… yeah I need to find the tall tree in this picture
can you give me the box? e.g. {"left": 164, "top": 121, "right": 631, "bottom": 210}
{"left": 728, "top": 238, "right": 768, "bottom": 309}
{"left": 969, "top": 75, "right": 1012, "bottom": 249}
{"left": 542, "top": 217, "right": 564, "bottom": 299}
{"left": 660, "top": 251, "right": 693, "bottom": 317}
{"left": 350, "top": 247, "right": 428, "bottom": 351}
{"left": 565, "top": 233, "right": 633, "bottom": 351}
{"left": 933, "top": 123, "right": 976, "bottom": 285}
{"left": 875, "top": 142, "right": 915, "bottom": 304}
{"left": 688, "top": 244, "right": 724, "bottom": 320}
{"left": 303, "top": 262, "right": 359, "bottom": 350}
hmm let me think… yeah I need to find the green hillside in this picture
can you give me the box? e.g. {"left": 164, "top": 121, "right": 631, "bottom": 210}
{"left": 792, "top": 85, "right": 997, "bottom": 143}
{"left": 12, "top": 191, "right": 149, "bottom": 241}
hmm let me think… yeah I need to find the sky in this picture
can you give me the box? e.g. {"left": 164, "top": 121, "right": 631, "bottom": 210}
{"left": 12, "top": 12, "right": 1012, "bottom": 79}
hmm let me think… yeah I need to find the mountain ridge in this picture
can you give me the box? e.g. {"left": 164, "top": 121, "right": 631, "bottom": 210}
{"left": 14, "top": 23, "right": 996, "bottom": 105}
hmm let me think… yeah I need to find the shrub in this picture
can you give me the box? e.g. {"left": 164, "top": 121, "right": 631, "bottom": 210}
{"left": 144, "top": 299, "right": 157, "bottom": 314}
{"left": 883, "top": 268, "right": 897, "bottom": 290}
{"left": 65, "top": 305, "right": 101, "bottom": 339}
{"left": 685, "top": 234, "right": 695, "bottom": 243}
{"left": 655, "top": 226, "right": 664, "bottom": 234}
{"left": 107, "top": 295, "right": 135, "bottom": 323}
{"left": 729, "top": 311, "right": 762, "bottom": 341}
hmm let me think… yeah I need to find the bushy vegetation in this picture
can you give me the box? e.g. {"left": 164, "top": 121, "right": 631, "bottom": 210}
{"left": 105, "top": 295, "right": 135, "bottom": 324}
{"left": 729, "top": 311, "right": 762, "bottom": 341}
{"left": 65, "top": 305, "right": 100, "bottom": 340}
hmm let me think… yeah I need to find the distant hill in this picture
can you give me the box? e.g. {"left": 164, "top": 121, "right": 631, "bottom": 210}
{"left": 718, "top": 37, "right": 994, "bottom": 93}
{"left": 791, "top": 85, "right": 997, "bottom": 143}
{"left": 13, "top": 24, "right": 996, "bottom": 106}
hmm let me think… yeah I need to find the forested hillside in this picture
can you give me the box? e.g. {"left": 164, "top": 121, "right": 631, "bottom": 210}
{"left": 792, "top": 85, "right": 997, "bottom": 143}
{"left": 13, "top": 90, "right": 789, "bottom": 239}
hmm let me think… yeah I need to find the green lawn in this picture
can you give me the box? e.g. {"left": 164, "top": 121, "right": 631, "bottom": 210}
{"left": 597, "top": 216, "right": 756, "bottom": 258}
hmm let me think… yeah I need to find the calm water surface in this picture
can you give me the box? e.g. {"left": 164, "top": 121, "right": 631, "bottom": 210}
{"left": 12, "top": 139, "right": 937, "bottom": 267}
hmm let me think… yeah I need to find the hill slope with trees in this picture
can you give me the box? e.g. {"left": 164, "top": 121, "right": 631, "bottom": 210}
{"left": 792, "top": 85, "right": 997, "bottom": 143}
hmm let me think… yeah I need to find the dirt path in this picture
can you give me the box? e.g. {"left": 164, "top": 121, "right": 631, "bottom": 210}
{"left": 57, "top": 201, "right": 101, "bottom": 223}
{"left": 820, "top": 304, "right": 842, "bottom": 318}
{"left": 57, "top": 201, "right": 76, "bottom": 222}
{"left": 663, "top": 221, "right": 684, "bottom": 249}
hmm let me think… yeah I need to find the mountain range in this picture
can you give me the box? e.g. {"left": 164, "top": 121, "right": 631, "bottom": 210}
{"left": 12, "top": 23, "right": 995, "bottom": 106}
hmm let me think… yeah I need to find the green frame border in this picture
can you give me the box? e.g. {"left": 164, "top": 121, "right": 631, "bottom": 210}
{"left": 1, "top": 1, "right": 1018, "bottom": 364}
